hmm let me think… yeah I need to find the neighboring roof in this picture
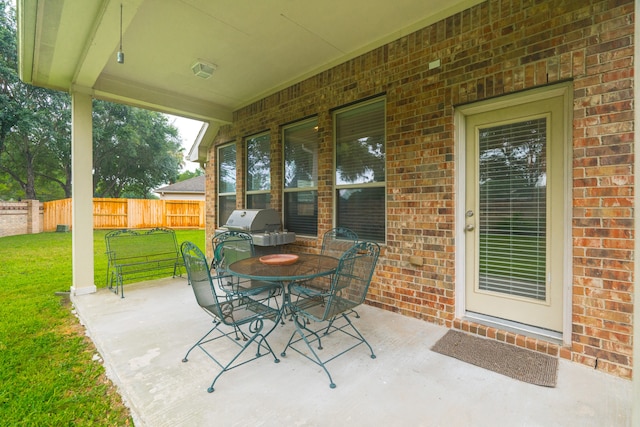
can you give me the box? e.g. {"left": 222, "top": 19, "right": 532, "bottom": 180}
{"left": 155, "top": 176, "right": 205, "bottom": 194}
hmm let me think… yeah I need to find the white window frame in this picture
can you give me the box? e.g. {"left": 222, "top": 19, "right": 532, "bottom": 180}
{"left": 333, "top": 97, "right": 387, "bottom": 243}
{"left": 283, "top": 117, "right": 319, "bottom": 236}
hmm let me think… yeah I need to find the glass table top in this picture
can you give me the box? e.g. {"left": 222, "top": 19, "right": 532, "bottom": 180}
{"left": 227, "top": 253, "right": 338, "bottom": 282}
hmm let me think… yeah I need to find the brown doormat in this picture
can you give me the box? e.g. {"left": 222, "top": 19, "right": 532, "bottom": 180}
{"left": 431, "top": 330, "right": 558, "bottom": 387}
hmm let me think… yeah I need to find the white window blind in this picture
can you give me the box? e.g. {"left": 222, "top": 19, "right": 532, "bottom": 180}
{"left": 478, "top": 118, "right": 547, "bottom": 300}
{"left": 284, "top": 119, "right": 319, "bottom": 235}
{"left": 246, "top": 132, "right": 271, "bottom": 209}
{"left": 218, "top": 143, "right": 237, "bottom": 225}
{"left": 218, "top": 144, "right": 236, "bottom": 194}
{"left": 335, "top": 98, "right": 386, "bottom": 242}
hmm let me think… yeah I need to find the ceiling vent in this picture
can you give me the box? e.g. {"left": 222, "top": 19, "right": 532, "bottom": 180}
{"left": 191, "top": 60, "right": 217, "bottom": 79}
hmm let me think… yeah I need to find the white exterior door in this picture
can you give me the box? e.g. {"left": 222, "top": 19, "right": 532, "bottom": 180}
{"left": 461, "top": 85, "right": 570, "bottom": 333}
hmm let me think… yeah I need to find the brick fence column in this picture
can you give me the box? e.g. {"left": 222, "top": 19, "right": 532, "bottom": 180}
{"left": 25, "top": 200, "right": 40, "bottom": 234}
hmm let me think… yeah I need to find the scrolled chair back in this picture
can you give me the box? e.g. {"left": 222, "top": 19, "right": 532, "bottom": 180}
{"left": 320, "top": 240, "right": 380, "bottom": 319}
{"left": 181, "top": 241, "right": 217, "bottom": 308}
{"left": 212, "top": 231, "right": 255, "bottom": 272}
{"left": 321, "top": 227, "right": 358, "bottom": 259}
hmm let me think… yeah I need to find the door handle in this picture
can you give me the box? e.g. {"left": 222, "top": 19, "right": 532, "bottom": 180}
{"left": 465, "top": 224, "right": 475, "bottom": 232}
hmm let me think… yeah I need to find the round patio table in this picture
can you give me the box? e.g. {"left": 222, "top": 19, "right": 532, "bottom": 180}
{"left": 227, "top": 253, "right": 338, "bottom": 283}
{"left": 227, "top": 253, "right": 339, "bottom": 321}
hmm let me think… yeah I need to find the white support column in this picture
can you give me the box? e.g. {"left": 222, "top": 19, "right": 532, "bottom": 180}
{"left": 70, "top": 92, "right": 96, "bottom": 296}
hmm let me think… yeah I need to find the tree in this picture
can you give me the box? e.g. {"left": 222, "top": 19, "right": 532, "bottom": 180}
{"left": 1, "top": 88, "right": 72, "bottom": 200}
{"left": 92, "top": 100, "right": 183, "bottom": 198}
{"left": 0, "top": 2, "right": 184, "bottom": 201}
{"left": 41, "top": 94, "right": 72, "bottom": 198}
{"left": 0, "top": 0, "right": 18, "bottom": 154}
{"left": 176, "top": 168, "right": 204, "bottom": 182}
{"left": 478, "top": 119, "right": 547, "bottom": 202}
{"left": 335, "top": 135, "right": 385, "bottom": 185}
{"left": 0, "top": 1, "right": 72, "bottom": 200}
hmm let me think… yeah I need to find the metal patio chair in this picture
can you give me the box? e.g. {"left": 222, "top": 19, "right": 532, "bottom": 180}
{"left": 290, "top": 227, "right": 360, "bottom": 319}
{"left": 180, "top": 241, "right": 281, "bottom": 393}
{"left": 211, "top": 231, "right": 282, "bottom": 307}
{"left": 281, "top": 241, "right": 380, "bottom": 388}
{"left": 294, "top": 227, "right": 359, "bottom": 296}
{"left": 210, "top": 230, "right": 253, "bottom": 272}
{"left": 321, "top": 227, "right": 358, "bottom": 258}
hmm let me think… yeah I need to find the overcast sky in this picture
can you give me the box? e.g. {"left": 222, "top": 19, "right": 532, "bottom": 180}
{"left": 167, "top": 115, "right": 204, "bottom": 172}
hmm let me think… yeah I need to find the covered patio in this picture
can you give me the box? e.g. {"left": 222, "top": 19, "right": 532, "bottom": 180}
{"left": 73, "top": 278, "right": 631, "bottom": 426}
{"left": 17, "top": 0, "right": 640, "bottom": 422}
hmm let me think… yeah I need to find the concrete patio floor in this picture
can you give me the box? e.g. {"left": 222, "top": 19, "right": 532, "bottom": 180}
{"left": 72, "top": 277, "right": 631, "bottom": 427}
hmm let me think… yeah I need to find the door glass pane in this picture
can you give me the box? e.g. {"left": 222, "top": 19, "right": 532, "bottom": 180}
{"left": 478, "top": 118, "right": 547, "bottom": 300}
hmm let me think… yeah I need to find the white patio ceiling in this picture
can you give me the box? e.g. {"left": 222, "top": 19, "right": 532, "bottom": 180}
{"left": 18, "top": 0, "right": 481, "bottom": 125}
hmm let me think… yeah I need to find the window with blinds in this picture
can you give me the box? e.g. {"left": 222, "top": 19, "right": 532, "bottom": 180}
{"left": 478, "top": 118, "right": 547, "bottom": 300}
{"left": 334, "top": 98, "right": 386, "bottom": 242}
{"left": 246, "top": 132, "right": 271, "bottom": 209}
{"left": 283, "top": 119, "right": 319, "bottom": 235}
{"left": 218, "top": 143, "right": 237, "bottom": 226}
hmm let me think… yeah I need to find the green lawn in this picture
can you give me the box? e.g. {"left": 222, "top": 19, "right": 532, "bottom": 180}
{"left": 0, "top": 229, "right": 205, "bottom": 426}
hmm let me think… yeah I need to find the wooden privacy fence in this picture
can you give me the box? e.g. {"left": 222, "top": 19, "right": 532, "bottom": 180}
{"left": 43, "top": 198, "right": 205, "bottom": 231}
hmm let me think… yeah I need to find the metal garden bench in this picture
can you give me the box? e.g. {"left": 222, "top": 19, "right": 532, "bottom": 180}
{"left": 105, "top": 227, "right": 184, "bottom": 298}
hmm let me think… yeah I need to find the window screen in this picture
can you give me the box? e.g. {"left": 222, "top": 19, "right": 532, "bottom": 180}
{"left": 335, "top": 99, "right": 386, "bottom": 242}
{"left": 218, "top": 143, "right": 236, "bottom": 225}
{"left": 246, "top": 132, "right": 271, "bottom": 209}
{"left": 283, "top": 119, "right": 319, "bottom": 235}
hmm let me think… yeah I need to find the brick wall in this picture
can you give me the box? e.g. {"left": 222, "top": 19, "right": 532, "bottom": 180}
{"left": 206, "top": 0, "right": 634, "bottom": 379}
{"left": 0, "top": 200, "right": 44, "bottom": 238}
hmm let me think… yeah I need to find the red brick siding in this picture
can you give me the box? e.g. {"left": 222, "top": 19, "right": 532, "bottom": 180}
{"left": 206, "top": 0, "right": 634, "bottom": 379}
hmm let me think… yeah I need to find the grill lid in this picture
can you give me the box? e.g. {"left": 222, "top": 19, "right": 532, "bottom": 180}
{"left": 224, "top": 209, "right": 281, "bottom": 232}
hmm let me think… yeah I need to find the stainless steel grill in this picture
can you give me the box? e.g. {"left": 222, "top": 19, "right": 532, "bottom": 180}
{"left": 216, "top": 209, "right": 295, "bottom": 254}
